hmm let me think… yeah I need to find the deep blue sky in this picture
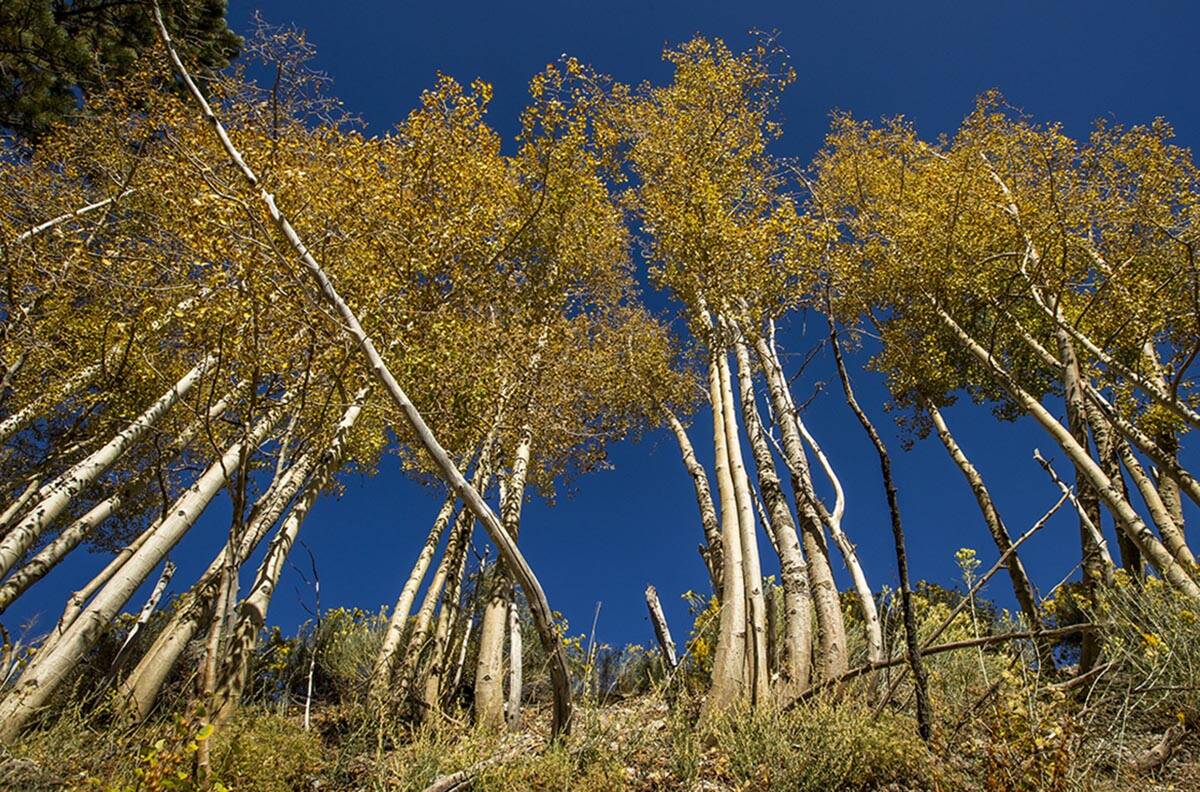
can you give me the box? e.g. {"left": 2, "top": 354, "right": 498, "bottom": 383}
{"left": 8, "top": 1, "right": 1200, "bottom": 655}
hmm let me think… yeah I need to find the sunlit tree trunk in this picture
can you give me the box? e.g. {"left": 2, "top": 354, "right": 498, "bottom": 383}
{"left": 752, "top": 335, "right": 847, "bottom": 681}
{"left": 476, "top": 426, "right": 532, "bottom": 730}
{"left": 0, "top": 406, "right": 281, "bottom": 740}
{"left": 0, "top": 355, "right": 213, "bottom": 577}
{"left": 115, "top": 422, "right": 307, "bottom": 722}
{"left": 506, "top": 602, "right": 523, "bottom": 730}
{"left": 153, "top": 5, "right": 574, "bottom": 735}
{"left": 731, "top": 332, "right": 813, "bottom": 692}
{"left": 368, "top": 493, "right": 457, "bottom": 703}
{"left": 936, "top": 305, "right": 1200, "bottom": 600}
{"left": 664, "top": 409, "right": 723, "bottom": 595}
{"left": 700, "top": 346, "right": 748, "bottom": 719}
{"left": 926, "top": 401, "right": 1051, "bottom": 664}
{"left": 0, "top": 392, "right": 233, "bottom": 613}
{"left": 1117, "top": 438, "right": 1195, "bottom": 569}
{"left": 215, "top": 389, "right": 368, "bottom": 720}
{"left": 714, "top": 334, "right": 769, "bottom": 704}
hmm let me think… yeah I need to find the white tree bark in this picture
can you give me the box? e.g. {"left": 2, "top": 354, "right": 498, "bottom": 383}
{"left": 663, "top": 409, "right": 723, "bottom": 594}
{"left": 0, "top": 404, "right": 281, "bottom": 740}
{"left": 0, "top": 355, "right": 214, "bottom": 578}
{"left": 644, "top": 584, "right": 678, "bottom": 671}
{"left": 152, "top": 4, "right": 574, "bottom": 735}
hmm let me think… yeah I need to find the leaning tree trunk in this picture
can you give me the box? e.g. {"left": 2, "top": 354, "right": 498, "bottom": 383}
{"left": 0, "top": 392, "right": 234, "bottom": 613}
{"left": 1117, "top": 438, "right": 1195, "bottom": 569}
{"left": 0, "top": 355, "right": 213, "bottom": 578}
{"left": 664, "top": 409, "right": 723, "bottom": 595}
{"left": 936, "top": 304, "right": 1200, "bottom": 600}
{"left": 476, "top": 426, "right": 533, "bottom": 730}
{"left": 0, "top": 405, "right": 281, "bottom": 741}
{"left": 1084, "top": 397, "right": 1144, "bottom": 579}
{"left": 926, "top": 402, "right": 1053, "bottom": 667}
{"left": 368, "top": 493, "right": 458, "bottom": 703}
{"left": 753, "top": 335, "right": 848, "bottom": 682}
{"left": 215, "top": 388, "right": 368, "bottom": 721}
{"left": 116, "top": 440, "right": 311, "bottom": 722}
{"left": 731, "top": 331, "right": 814, "bottom": 693}
{"left": 419, "top": 500, "right": 475, "bottom": 718}
{"left": 153, "top": 5, "right": 574, "bottom": 736}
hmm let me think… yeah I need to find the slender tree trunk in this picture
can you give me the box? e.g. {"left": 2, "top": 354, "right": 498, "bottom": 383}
{"left": 0, "top": 406, "right": 281, "bottom": 740}
{"left": 0, "top": 393, "right": 233, "bottom": 613}
{"left": 664, "top": 409, "right": 723, "bottom": 596}
{"left": 936, "top": 304, "right": 1200, "bottom": 600}
{"left": 476, "top": 427, "right": 532, "bottom": 730}
{"left": 0, "top": 356, "right": 213, "bottom": 577}
{"left": 752, "top": 335, "right": 847, "bottom": 682}
{"left": 926, "top": 402, "right": 1052, "bottom": 666}
{"left": 0, "top": 479, "right": 39, "bottom": 539}
{"left": 215, "top": 389, "right": 368, "bottom": 721}
{"left": 1118, "top": 439, "right": 1195, "bottom": 569}
{"left": 421, "top": 506, "right": 474, "bottom": 718}
{"left": 153, "top": 5, "right": 573, "bottom": 735}
{"left": 505, "top": 602, "right": 523, "bottom": 730}
{"left": 829, "top": 316, "right": 932, "bottom": 743}
{"left": 368, "top": 493, "right": 458, "bottom": 702}
{"left": 700, "top": 345, "right": 748, "bottom": 719}
{"left": 731, "top": 332, "right": 814, "bottom": 692}
{"left": 645, "top": 584, "right": 678, "bottom": 671}
{"left": 115, "top": 442, "right": 311, "bottom": 722}
{"left": 715, "top": 333, "right": 769, "bottom": 705}
{"left": 1085, "top": 397, "right": 1144, "bottom": 579}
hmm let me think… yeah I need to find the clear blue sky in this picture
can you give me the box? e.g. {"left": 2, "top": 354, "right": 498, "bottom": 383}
{"left": 8, "top": 1, "right": 1199, "bottom": 653}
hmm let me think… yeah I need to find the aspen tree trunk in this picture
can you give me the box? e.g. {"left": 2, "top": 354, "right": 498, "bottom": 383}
{"left": 110, "top": 560, "right": 176, "bottom": 674}
{"left": 117, "top": 444, "right": 311, "bottom": 722}
{"left": 752, "top": 336, "right": 847, "bottom": 681}
{"left": 0, "top": 356, "right": 213, "bottom": 577}
{"left": 506, "top": 603, "right": 523, "bottom": 730}
{"left": 731, "top": 332, "right": 814, "bottom": 691}
{"left": 420, "top": 507, "right": 474, "bottom": 717}
{"left": 0, "top": 407, "right": 281, "bottom": 740}
{"left": 0, "top": 479, "right": 39, "bottom": 539}
{"left": 664, "top": 409, "right": 723, "bottom": 595}
{"left": 368, "top": 493, "right": 458, "bottom": 701}
{"left": 935, "top": 305, "right": 1200, "bottom": 600}
{"left": 1055, "top": 329, "right": 1110, "bottom": 671}
{"left": 829, "top": 317, "right": 932, "bottom": 743}
{"left": 1142, "top": 343, "right": 1188, "bottom": 531}
{"left": 216, "top": 389, "right": 368, "bottom": 721}
{"left": 645, "top": 584, "right": 678, "bottom": 671}
{"left": 700, "top": 346, "right": 748, "bottom": 719}
{"left": 446, "top": 559, "right": 490, "bottom": 702}
{"left": 926, "top": 402, "right": 1052, "bottom": 665}
{"left": 1084, "top": 396, "right": 1144, "bottom": 579}
{"left": 400, "top": 455, "right": 495, "bottom": 710}
{"left": 0, "top": 393, "right": 233, "bottom": 612}
{"left": 1117, "top": 439, "right": 1195, "bottom": 569}
{"left": 1003, "top": 307, "right": 1200, "bottom": 513}
{"left": 715, "top": 336, "right": 769, "bottom": 705}
{"left": 476, "top": 427, "right": 533, "bottom": 730}
{"left": 791, "top": 403, "right": 883, "bottom": 667}
{"left": 153, "top": 5, "right": 574, "bottom": 735}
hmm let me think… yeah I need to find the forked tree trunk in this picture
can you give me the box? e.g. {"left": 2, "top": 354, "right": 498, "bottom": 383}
{"left": 0, "top": 356, "right": 213, "bottom": 578}
{"left": 153, "top": 5, "right": 574, "bottom": 735}
{"left": 752, "top": 336, "right": 847, "bottom": 682}
{"left": 731, "top": 332, "right": 814, "bottom": 692}
{"left": 714, "top": 335, "right": 769, "bottom": 705}
{"left": 0, "top": 406, "right": 281, "bottom": 740}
